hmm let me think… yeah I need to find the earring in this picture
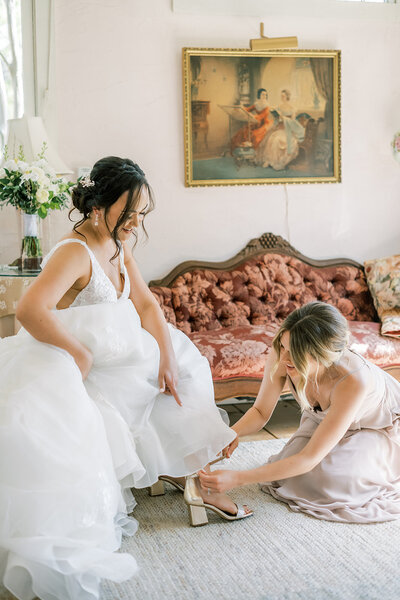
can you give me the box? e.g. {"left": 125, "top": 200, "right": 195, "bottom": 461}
{"left": 94, "top": 212, "right": 99, "bottom": 227}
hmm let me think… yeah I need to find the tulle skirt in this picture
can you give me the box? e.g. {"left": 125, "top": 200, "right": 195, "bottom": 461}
{"left": 0, "top": 299, "right": 234, "bottom": 599}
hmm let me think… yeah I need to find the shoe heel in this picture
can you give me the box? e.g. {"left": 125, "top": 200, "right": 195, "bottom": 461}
{"left": 188, "top": 504, "right": 208, "bottom": 527}
{"left": 149, "top": 480, "right": 165, "bottom": 496}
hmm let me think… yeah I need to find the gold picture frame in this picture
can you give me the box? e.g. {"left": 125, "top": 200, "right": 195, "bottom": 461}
{"left": 182, "top": 48, "right": 341, "bottom": 187}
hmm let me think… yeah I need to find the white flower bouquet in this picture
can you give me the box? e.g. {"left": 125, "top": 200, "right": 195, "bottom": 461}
{"left": 0, "top": 144, "right": 73, "bottom": 270}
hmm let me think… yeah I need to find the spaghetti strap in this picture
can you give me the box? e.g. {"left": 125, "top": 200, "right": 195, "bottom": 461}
{"left": 329, "top": 361, "right": 367, "bottom": 400}
{"left": 41, "top": 239, "right": 94, "bottom": 269}
{"left": 117, "top": 241, "right": 125, "bottom": 273}
{"left": 348, "top": 347, "right": 368, "bottom": 365}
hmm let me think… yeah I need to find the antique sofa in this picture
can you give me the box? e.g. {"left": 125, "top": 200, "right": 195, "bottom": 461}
{"left": 149, "top": 233, "right": 400, "bottom": 401}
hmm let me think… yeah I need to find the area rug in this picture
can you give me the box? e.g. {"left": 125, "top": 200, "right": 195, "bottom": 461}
{"left": 1, "top": 439, "right": 399, "bottom": 600}
{"left": 101, "top": 439, "right": 400, "bottom": 600}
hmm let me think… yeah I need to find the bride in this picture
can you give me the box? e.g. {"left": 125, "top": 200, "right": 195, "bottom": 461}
{"left": 0, "top": 156, "right": 251, "bottom": 600}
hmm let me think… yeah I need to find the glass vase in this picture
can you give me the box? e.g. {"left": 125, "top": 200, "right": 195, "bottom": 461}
{"left": 20, "top": 212, "right": 42, "bottom": 272}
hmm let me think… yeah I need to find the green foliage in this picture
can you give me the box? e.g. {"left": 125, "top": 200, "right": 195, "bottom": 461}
{"left": 0, "top": 162, "right": 74, "bottom": 218}
{"left": 37, "top": 142, "right": 48, "bottom": 160}
{"left": 37, "top": 205, "right": 48, "bottom": 219}
{"left": 17, "top": 145, "right": 25, "bottom": 161}
{"left": 21, "top": 235, "right": 42, "bottom": 258}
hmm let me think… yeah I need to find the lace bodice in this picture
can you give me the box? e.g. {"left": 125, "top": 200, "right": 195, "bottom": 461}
{"left": 41, "top": 239, "right": 131, "bottom": 307}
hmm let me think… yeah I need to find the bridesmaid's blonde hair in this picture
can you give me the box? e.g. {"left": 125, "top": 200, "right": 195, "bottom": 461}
{"left": 271, "top": 302, "right": 350, "bottom": 411}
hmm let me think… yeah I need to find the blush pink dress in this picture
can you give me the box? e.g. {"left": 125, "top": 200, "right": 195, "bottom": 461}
{"left": 260, "top": 352, "right": 400, "bottom": 523}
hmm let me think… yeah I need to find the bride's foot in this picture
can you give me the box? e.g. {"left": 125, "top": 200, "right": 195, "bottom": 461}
{"left": 151, "top": 476, "right": 248, "bottom": 516}
{"left": 184, "top": 475, "right": 253, "bottom": 526}
{"left": 196, "top": 456, "right": 251, "bottom": 516}
{"left": 199, "top": 487, "right": 241, "bottom": 516}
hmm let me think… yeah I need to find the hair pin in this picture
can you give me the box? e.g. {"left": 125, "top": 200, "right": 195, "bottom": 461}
{"left": 80, "top": 174, "right": 95, "bottom": 188}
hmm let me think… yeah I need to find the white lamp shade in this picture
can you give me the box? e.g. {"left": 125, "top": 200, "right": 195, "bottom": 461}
{"left": 5, "top": 115, "right": 73, "bottom": 175}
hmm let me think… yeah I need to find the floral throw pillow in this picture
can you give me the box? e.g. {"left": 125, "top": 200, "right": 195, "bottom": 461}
{"left": 364, "top": 255, "right": 400, "bottom": 339}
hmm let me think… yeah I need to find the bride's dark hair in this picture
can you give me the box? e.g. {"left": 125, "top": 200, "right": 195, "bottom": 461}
{"left": 70, "top": 156, "right": 154, "bottom": 259}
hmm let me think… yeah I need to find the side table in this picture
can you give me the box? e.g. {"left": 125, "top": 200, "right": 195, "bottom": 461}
{"left": 0, "top": 266, "right": 39, "bottom": 337}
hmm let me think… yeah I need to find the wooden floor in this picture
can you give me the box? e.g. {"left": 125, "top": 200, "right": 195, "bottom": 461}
{"left": 222, "top": 397, "right": 301, "bottom": 441}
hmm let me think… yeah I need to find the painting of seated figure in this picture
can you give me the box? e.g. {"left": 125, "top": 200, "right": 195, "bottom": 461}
{"left": 183, "top": 48, "right": 341, "bottom": 186}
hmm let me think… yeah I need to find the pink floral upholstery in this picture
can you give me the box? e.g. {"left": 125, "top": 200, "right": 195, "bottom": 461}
{"left": 364, "top": 254, "right": 400, "bottom": 339}
{"left": 189, "top": 324, "right": 277, "bottom": 380}
{"left": 150, "top": 252, "right": 400, "bottom": 389}
{"left": 348, "top": 322, "right": 400, "bottom": 369}
{"left": 188, "top": 322, "right": 400, "bottom": 381}
{"left": 151, "top": 254, "right": 377, "bottom": 335}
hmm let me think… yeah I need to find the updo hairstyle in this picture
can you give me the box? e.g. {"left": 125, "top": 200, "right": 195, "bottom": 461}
{"left": 70, "top": 156, "right": 154, "bottom": 259}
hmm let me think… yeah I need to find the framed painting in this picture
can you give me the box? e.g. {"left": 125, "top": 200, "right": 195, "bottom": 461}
{"left": 182, "top": 48, "right": 341, "bottom": 187}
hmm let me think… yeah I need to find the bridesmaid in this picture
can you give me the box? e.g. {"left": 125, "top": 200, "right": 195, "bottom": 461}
{"left": 198, "top": 301, "right": 400, "bottom": 523}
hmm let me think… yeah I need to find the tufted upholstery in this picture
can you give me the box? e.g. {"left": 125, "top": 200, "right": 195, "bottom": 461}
{"left": 151, "top": 254, "right": 378, "bottom": 336}
{"left": 150, "top": 250, "right": 400, "bottom": 400}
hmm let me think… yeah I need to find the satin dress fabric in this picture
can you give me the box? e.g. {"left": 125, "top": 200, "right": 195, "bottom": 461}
{"left": 260, "top": 355, "right": 400, "bottom": 523}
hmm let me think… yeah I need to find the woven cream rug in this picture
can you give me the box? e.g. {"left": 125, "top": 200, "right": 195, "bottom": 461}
{"left": 101, "top": 439, "right": 400, "bottom": 600}
{"left": 1, "top": 439, "right": 399, "bottom": 600}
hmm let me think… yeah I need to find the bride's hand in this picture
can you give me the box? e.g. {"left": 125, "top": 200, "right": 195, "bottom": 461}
{"left": 223, "top": 433, "right": 239, "bottom": 458}
{"left": 159, "top": 355, "right": 182, "bottom": 406}
{"left": 74, "top": 346, "right": 93, "bottom": 380}
{"left": 198, "top": 468, "right": 240, "bottom": 494}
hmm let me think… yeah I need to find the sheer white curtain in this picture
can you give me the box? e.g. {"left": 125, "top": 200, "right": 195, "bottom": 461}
{"left": 0, "top": 0, "right": 23, "bottom": 151}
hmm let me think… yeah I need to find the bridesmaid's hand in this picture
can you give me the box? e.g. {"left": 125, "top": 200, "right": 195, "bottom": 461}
{"left": 159, "top": 355, "right": 182, "bottom": 406}
{"left": 198, "top": 468, "right": 240, "bottom": 494}
{"left": 74, "top": 346, "right": 93, "bottom": 380}
{"left": 223, "top": 433, "right": 239, "bottom": 458}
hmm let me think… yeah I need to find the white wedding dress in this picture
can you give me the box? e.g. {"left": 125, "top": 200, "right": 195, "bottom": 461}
{"left": 0, "top": 239, "right": 235, "bottom": 600}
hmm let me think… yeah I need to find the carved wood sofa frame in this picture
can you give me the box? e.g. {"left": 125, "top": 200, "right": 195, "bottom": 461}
{"left": 149, "top": 233, "right": 395, "bottom": 402}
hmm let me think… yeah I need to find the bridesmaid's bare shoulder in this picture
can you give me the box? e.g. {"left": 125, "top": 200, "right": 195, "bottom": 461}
{"left": 330, "top": 361, "right": 370, "bottom": 409}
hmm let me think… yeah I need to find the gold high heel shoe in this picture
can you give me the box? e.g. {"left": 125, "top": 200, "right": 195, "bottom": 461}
{"left": 184, "top": 473, "right": 253, "bottom": 527}
{"left": 149, "top": 455, "right": 227, "bottom": 497}
{"left": 148, "top": 480, "right": 167, "bottom": 496}
{"left": 148, "top": 476, "right": 185, "bottom": 496}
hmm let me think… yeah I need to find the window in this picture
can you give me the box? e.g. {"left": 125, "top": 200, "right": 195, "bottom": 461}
{"left": 0, "top": 0, "right": 23, "bottom": 149}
